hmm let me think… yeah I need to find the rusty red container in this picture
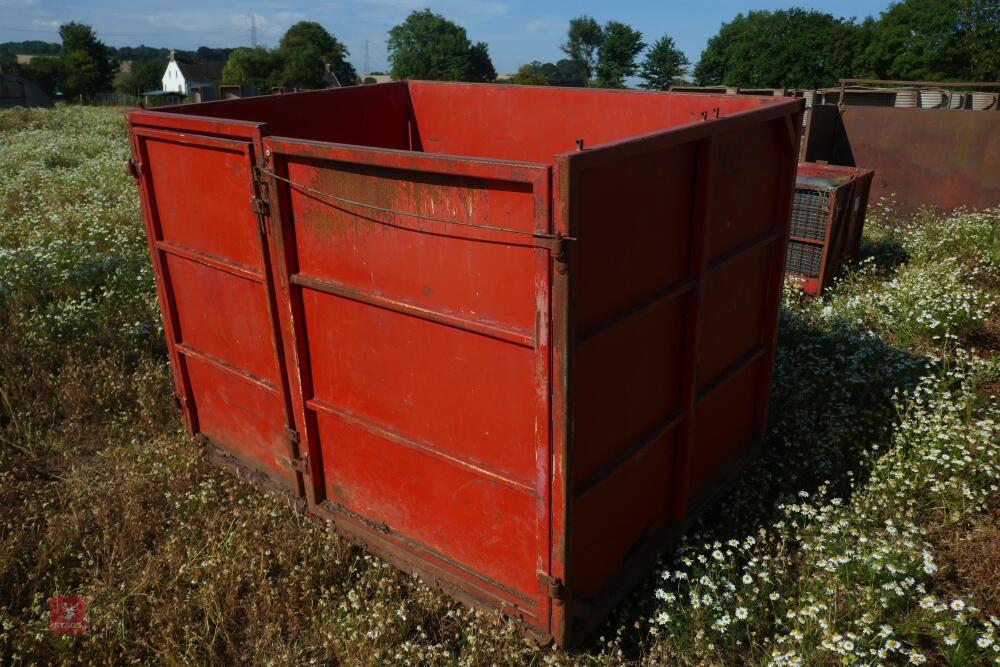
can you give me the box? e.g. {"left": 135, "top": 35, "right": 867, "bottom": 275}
{"left": 787, "top": 162, "right": 875, "bottom": 295}
{"left": 125, "top": 82, "right": 802, "bottom": 646}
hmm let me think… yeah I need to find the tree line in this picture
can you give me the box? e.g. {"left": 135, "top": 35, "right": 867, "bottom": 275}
{"left": 2, "top": 0, "right": 997, "bottom": 100}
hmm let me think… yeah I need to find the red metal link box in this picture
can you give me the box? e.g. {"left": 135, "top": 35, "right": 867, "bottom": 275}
{"left": 126, "top": 82, "right": 802, "bottom": 646}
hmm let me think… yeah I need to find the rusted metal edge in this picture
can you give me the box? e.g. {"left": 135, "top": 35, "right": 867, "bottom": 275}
{"left": 305, "top": 397, "right": 536, "bottom": 496}
{"left": 291, "top": 273, "right": 535, "bottom": 349}
{"left": 156, "top": 240, "right": 264, "bottom": 284}
{"left": 315, "top": 499, "right": 541, "bottom": 612}
{"left": 175, "top": 342, "right": 278, "bottom": 395}
{"left": 207, "top": 443, "right": 306, "bottom": 512}
{"left": 207, "top": 437, "right": 554, "bottom": 641}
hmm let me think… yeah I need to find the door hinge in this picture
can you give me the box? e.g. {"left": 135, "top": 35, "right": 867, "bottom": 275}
{"left": 290, "top": 454, "right": 310, "bottom": 475}
{"left": 125, "top": 159, "right": 141, "bottom": 180}
{"left": 284, "top": 427, "right": 310, "bottom": 475}
{"left": 250, "top": 195, "right": 269, "bottom": 217}
{"left": 537, "top": 572, "right": 565, "bottom": 603}
{"left": 535, "top": 232, "right": 571, "bottom": 273}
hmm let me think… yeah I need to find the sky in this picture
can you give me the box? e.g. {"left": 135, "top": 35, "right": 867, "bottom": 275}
{"left": 1, "top": 0, "right": 895, "bottom": 75}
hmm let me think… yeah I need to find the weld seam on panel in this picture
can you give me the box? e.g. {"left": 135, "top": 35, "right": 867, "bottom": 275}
{"left": 705, "top": 229, "right": 783, "bottom": 272}
{"left": 305, "top": 397, "right": 537, "bottom": 496}
{"left": 157, "top": 240, "right": 264, "bottom": 283}
{"left": 316, "top": 499, "right": 541, "bottom": 612}
{"left": 574, "top": 410, "right": 685, "bottom": 500}
{"left": 291, "top": 273, "right": 535, "bottom": 348}
{"left": 175, "top": 342, "right": 278, "bottom": 395}
{"left": 694, "top": 345, "right": 767, "bottom": 405}
{"left": 575, "top": 278, "right": 697, "bottom": 346}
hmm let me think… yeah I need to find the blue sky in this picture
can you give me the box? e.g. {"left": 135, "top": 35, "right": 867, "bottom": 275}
{"left": 1, "top": 0, "right": 893, "bottom": 75}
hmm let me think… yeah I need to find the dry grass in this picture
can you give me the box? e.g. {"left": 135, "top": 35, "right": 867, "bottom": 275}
{"left": 3, "top": 105, "right": 999, "bottom": 665}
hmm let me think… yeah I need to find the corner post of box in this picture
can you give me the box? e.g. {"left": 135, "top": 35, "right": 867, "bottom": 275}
{"left": 548, "top": 155, "right": 574, "bottom": 646}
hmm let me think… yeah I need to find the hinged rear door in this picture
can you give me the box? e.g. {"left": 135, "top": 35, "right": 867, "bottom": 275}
{"left": 128, "top": 126, "right": 300, "bottom": 495}
{"left": 260, "top": 137, "right": 556, "bottom": 633}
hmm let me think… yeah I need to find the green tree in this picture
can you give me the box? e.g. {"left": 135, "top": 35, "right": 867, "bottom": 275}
{"left": 694, "top": 9, "right": 861, "bottom": 88}
{"left": 510, "top": 61, "right": 551, "bottom": 85}
{"left": 638, "top": 35, "right": 689, "bottom": 90}
{"left": 595, "top": 21, "right": 644, "bottom": 88}
{"left": 58, "top": 22, "right": 114, "bottom": 97}
{"left": 509, "top": 60, "right": 587, "bottom": 87}
{"left": 561, "top": 16, "right": 603, "bottom": 83}
{"left": 387, "top": 9, "right": 495, "bottom": 82}
{"left": 277, "top": 21, "right": 357, "bottom": 88}
{"left": 221, "top": 47, "right": 281, "bottom": 89}
{"left": 113, "top": 60, "right": 163, "bottom": 95}
{"left": 855, "top": 0, "right": 999, "bottom": 80}
{"left": 19, "top": 56, "right": 65, "bottom": 95}
{"left": 467, "top": 41, "right": 496, "bottom": 82}
{"left": 964, "top": 0, "right": 1000, "bottom": 80}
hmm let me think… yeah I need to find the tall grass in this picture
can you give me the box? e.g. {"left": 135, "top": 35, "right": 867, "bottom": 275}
{"left": 1, "top": 106, "right": 998, "bottom": 665}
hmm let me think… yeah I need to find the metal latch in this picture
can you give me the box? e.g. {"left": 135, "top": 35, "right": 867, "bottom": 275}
{"left": 250, "top": 196, "right": 269, "bottom": 217}
{"left": 289, "top": 454, "right": 310, "bottom": 475}
{"left": 284, "top": 427, "right": 309, "bottom": 475}
{"left": 125, "top": 159, "right": 140, "bottom": 179}
{"left": 538, "top": 572, "right": 565, "bottom": 603}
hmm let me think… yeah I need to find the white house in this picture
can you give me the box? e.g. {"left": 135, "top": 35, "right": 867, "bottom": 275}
{"left": 162, "top": 50, "right": 224, "bottom": 99}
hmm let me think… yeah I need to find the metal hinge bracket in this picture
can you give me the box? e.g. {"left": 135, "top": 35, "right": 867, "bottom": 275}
{"left": 284, "top": 427, "right": 309, "bottom": 475}
{"left": 535, "top": 232, "right": 572, "bottom": 272}
{"left": 537, "top": 572, "right": 565, "bottom": 603}
{"left": 250, "top": 195, "right": 269, "bottom": 217}
{"left": 125, "top": 159, "right": 141, "bottom": 180}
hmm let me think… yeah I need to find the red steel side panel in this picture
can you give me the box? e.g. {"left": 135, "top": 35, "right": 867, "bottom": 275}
{"left": 127, "top": 125, "right": 299, "bottom": 493}
{"left": 560, "top": 100, "right": 802, "bottom": 642}
{"left": 260, "top": 138, "right": 556, "bottom": 630}
{"left": 407, "top": 81, "right": 790, "bottom": 164}
{"left": 154, "top": 82, "right": 414, "bottom": 149}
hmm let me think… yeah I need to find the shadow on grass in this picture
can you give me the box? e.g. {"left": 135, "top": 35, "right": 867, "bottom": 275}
{"left": 856, "top": 236, "right": 909, "bottom": 276}
{"left": 578, "top": 306, "right": 928, "bottom": 658}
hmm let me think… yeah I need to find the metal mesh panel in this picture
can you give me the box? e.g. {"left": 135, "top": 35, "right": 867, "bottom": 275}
{"left": 785, "top": 241, "right": 823, "bottom": 278}
{"left": 789, "top": 188, "right": 830, "bottom": 241}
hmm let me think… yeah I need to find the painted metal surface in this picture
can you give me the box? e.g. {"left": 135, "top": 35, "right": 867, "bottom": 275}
{"left": 786, "top": 162, "right": 875, "bottom": 295}
{"left": 803, "top": 103, "right": 1000, "bottom": 213}
{"left": 126, "top": 81, "right": 802, "bottom": 647}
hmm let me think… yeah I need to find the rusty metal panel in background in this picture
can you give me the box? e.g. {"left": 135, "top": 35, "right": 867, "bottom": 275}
{"left": 126, "top": 82, "right": 803, "bottom": 647}
{"left": 786, "top": 162, "right": 874, "bottom": 295}
{"left": 804, "top": 104, "right": 1000, "bottom": 213}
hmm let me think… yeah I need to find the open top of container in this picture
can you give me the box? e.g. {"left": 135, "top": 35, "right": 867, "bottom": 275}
{"left": 133, "top": 80, "right": 798, "bottom": 166}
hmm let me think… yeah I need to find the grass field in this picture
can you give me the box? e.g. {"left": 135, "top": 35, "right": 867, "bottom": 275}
{"left": 1, "top": 105, "right": 998, "bottom": 665}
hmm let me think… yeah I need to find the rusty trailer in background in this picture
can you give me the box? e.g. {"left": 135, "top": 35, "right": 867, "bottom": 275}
{"left": 804, "top": 79, "right": 1000, "bottom": 214}
{"left": 125, "top": 81, "right": 803, "bottom": 646}
{"left": 786, "top": 162, "right": 874, "bottom": 296}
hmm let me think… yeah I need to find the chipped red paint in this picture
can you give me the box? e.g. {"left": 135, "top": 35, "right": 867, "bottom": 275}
{"left": 126, "top": 81, "right": 802, "bottom": 647}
